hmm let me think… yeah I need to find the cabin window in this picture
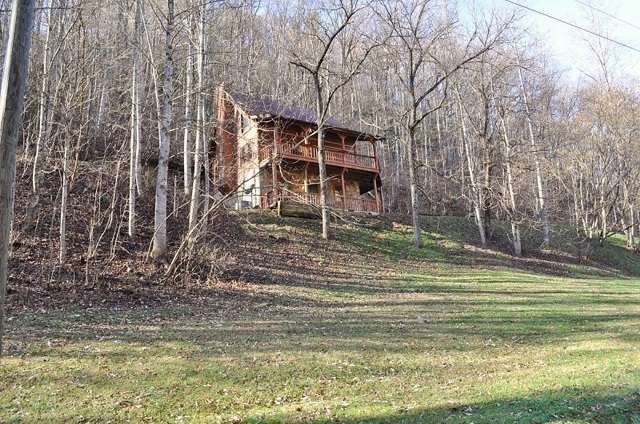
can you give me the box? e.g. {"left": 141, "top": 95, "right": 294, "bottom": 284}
{"left": 244, "top": 183, "right": 255, "bottom": 195}
{"left": 240, "top": 143, "right": 254, "bottom": 161}
{"left": 307, "top": 183, "right": 319, "bottom": 194}
{"left": 240, "top": 114, "right": 254, "bottom": 134}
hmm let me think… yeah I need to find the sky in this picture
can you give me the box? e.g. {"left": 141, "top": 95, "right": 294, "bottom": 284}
{"left": 469, "top": 0, "right": 640, "bottom": 84}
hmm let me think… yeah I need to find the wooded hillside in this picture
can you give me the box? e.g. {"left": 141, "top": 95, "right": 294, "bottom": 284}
{"left": 4, "top": 0, "right": 639, "bottom": 267}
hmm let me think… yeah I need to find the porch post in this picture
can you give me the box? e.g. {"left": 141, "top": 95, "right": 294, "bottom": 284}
{"left": 341, "top": 169, "right": 347, "bottom": 210}
{"left": 371, "top": 139, "right": 379, "bottom": 169}
{"left": 379, "top": 179, "right": 385, "bottom": 213}
{"left": 374, "top": 175, "right": 381, "bottom": 214}
{"left": 304, "top": 162, "right": 309, "bottom": 193}
{"left": 271, "top": 125, "right": 279, "bottom": 204}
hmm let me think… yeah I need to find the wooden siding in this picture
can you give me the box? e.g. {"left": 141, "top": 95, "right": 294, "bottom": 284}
{"left": 216, "top": 88, "right": 382, "bottom": 213}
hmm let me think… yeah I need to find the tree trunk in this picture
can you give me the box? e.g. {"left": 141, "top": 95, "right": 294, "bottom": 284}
{"left": 197, "top": 5, "right": 208, "bottom": 225}
{"left": 182, "top": 35, "right": 193, "bottom": 197}
{"left": 59, "top": 132, "right": 70, "bottom": 263}
{"left": 31, "top": 1, "right": 55, "bottom": 194}
{"left": 482, "top": 142, "right": 492, "bottom": 233}
{"left": 317, "top": 124, "right": 330, "bottom": 239}
{"left": 407, "top": 125, "right": 422, "bottom": 247}
{"left": 187, "top": 115, "right": 201, "bottom": 237}
{"left": 96, "top": 83, "right": 105, "bottom": 133}
{"left": 188, "top": 3, "right": 205, "bottom": 238}
{"left": 202, "top": 125, "right": 210, "bottom": 224}
{"left": 314, "top": 76, "right": 329, "bottom": 240}
{"left": 600, "top": 197, "right": 607, "bottom": 245}
{"left": 499, "top": 110, "right": 521, "bottom": 256}
{"left": 128, "top": 65, "right": 137, "bottom": 237}
{"left": 152, "top": 0, "right": 174, "bottom": 262}
{"left": 0, "top": 0, "right": 36, "bottom": 356}
{"left": 630, "top": 204, "right": 636, "bottom": 249}
{"left": 128, "top": 0, "right": 143, "bottom": 237}
{"left": 457, "top": 91, "right": 486, "bottom": 246}
{"left": 133, "top": 0, "right": 143, "bottom": 196}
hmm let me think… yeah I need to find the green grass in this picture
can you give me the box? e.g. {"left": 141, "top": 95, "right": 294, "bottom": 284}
{"left": 3, "top": 214, "right": 640, "bottom": 423}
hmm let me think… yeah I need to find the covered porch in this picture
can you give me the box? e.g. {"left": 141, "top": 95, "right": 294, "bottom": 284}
{"left": 261, "top": 163, "right": 383, "bottom": 214}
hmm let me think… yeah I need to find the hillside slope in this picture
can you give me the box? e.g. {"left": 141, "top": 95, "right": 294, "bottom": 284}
{"left": 3, "top": 210, "right": 640, "bottom": 422}
{"left": 8, "top": 149, "right": 640, "bottom": 315}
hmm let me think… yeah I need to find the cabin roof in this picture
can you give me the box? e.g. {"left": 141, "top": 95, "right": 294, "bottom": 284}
{"left": 227, "top": 91, "right": 380, "bottom": 140}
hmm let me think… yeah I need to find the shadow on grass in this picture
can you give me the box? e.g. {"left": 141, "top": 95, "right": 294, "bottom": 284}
{"left": 252, "top": 387, "right": 640, "bottom": 423}
{"left": 261, "top": 212, "right": 639, "bottom": 279}
{"left": 9, "top": 292, "right": 640, "bottom": 358}
{"left": 225, "top": 238, "right": 635, "bottom": 301}
{"left": 328, "top": 221, "right": 620, "bottom": 280}
{"left": 8, "top": 214, "right": 640, "bottom": 357}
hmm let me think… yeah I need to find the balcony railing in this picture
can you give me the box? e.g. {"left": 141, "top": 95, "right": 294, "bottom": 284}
{"left": 259, "top": 143, "right": 378, "bottom": 171}
{"left": 262, "top": 189, "right": 379, "bottom": 213}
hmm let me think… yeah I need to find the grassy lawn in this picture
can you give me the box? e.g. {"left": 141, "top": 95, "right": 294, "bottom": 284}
{"left": 2, "top": 215, "right": 640, "bottom": 423}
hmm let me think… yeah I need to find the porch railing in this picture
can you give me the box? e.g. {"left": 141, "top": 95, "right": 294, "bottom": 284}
{"left": 259, "top": 143, "right": 378, "bottom": 171}
{"left": 262, "top": 189, "right": 379, "bottom": 213}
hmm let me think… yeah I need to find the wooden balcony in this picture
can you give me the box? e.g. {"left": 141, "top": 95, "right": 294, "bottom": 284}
{"left": 259, "top": 143, "right": 378, "bottom": 172}
{"left": 262, "top": 190, "right": 380, "bottom": 214}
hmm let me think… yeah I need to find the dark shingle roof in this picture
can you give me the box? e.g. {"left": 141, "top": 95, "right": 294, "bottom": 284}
{"left": 228, "top": 91, "right": 377, "bottom": 139}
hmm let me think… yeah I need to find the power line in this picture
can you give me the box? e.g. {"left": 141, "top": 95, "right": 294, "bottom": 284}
{"left": 503, "top": 0, "right": 640, "bottom": 54}
{"left": 574, "top": 0, "right": 640, "bottom": 33}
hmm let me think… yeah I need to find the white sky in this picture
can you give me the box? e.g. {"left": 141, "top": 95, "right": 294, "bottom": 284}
{"left": 469, "top": 0, "right": 640, "bottom": 84}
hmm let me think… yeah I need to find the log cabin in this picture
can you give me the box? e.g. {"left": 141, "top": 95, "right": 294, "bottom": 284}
{"left": 215, "top": 87, "right": 384, "bottom": 214}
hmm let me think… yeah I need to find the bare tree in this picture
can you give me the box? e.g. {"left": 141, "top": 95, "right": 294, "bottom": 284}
{"left": 188, "top": 0, "right": 206, "bottom": 238}
{"left": 290, "top": 0, "right": 378, "bottom": 239}
{"left": 31, "top": 1, "right": 57, "bottom": 195}
{"left": 0, "top": 0, "right": 36, "bottom": 356}
{"left": 152, "top": 0, "right": 175, "bottom": 262}
{"left": 496, "top": 94, "right": 522, "bottom": 256}
{"left": 378, "top": 0, "right": 511, "bottom": 247}
{"left": 516, "top": 56, "right": 550, "bottom": 247}
{"left": 455, "top": 85, "right": 487, "bottom": 246}
{"left": 182, "top": 11, "right": 194, "bottom": 197}
{"left": 128, "top": 0, "right": 144, "bottom": 237}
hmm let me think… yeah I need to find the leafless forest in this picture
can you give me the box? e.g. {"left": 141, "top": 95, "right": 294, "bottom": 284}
{"left": 4, "top": 1, "right": 640, "bottom": 418}
{"left": 2, "top": 0, "right": 639, "bottom": 279}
